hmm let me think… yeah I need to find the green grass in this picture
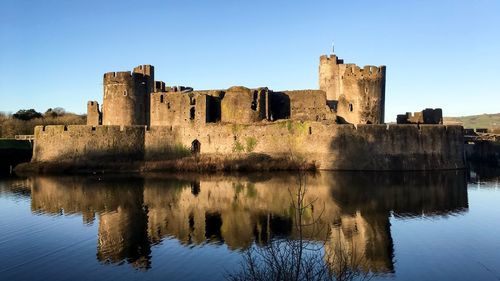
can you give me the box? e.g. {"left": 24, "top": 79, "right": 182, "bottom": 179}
{"left": 444, "top": 113, "right": 500, "bottom": 129}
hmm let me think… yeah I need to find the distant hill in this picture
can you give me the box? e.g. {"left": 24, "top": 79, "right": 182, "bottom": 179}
{"left": 444, "top": 113, "right": 500, "bottom": 129}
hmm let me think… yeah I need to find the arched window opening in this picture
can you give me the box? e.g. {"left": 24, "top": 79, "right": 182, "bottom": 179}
{"left": 251, "top": 92, "right": 258, "bottom": 111}
{"left": 190, "top": 107, "right": 195, "bottom": 120}
{"left": 349, "top": 103, "right": 353, "bottom": 112}
{"left": 191, "top": 139, "right": 201, "bottom": 155}
{"left": 191, "top": 182, "right": 200, "bottom": 196}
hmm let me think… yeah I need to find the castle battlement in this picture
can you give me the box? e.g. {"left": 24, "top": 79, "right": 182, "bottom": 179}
{"left": 133, "top": 65, "right": 154, "bottom": 76}
{"left": 36, "top": 125, "right": 148, "bottom": 134}
{"left": 319, "top": 54, "right": 344, "bottom": 64}
{"left": 103, "top": 71, "right": 133, "bottom": 79}
{"left": 103, "top": 71, "right": 154, "bottom": 81}
{"left": 36, "top": 123, "right": 462, "bottom": 136}
{"left": 342, "top": 64, "right": 386, "bottom": 79}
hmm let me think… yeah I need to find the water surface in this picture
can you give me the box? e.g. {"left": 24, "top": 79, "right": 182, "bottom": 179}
{"left": 0, "top": 170, "right": 499, "bottom": 281}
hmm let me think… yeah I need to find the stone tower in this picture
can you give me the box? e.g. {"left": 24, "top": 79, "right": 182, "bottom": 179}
{"left": 87, "top": 101, "right": 101, "bottom": 126}
{"left": 319, "top": 54, "right": 386, "bottom": 124}
{"left": 102, "top": 65, "right": 154, "bottom": 126}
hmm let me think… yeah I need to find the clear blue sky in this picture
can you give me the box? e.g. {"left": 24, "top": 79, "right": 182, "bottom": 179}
{"left": 1, "top": 0, "right": 499, "bottom": 120}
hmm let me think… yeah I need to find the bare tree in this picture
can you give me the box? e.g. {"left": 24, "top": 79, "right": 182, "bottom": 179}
{"left": 226, "top": 173, "right": 374, "bottom": 281}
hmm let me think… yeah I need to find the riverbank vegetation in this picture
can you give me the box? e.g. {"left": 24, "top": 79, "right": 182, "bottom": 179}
{"left": 0, "top": 108, "right": 85, "bottom": 138}
{"left": 15, "top": 154, "right": 317, "bottom": 175}
{"left": 444, "top": 113, "right": 500, "bottom": 131}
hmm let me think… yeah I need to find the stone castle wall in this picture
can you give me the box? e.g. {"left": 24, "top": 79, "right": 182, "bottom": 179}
{"left": 32, "top": 123, "right": 465, "bottom": 170}
{"left": 282, "top": 90, "right": 335, "bottom": 121}
{"left": 149, "top": 87, "right": 337, "bottom": 126}
{"left": 221, "top": 87, "right": 269, "bottom": 123}
{"left": 32, "top": 125, "right": 145, "bottom": 162}
{"left": 150, "top": 91, "right": 212, "bottom": 126}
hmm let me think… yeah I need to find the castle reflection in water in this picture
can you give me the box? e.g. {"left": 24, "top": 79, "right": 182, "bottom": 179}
{"left": 2, "top": 171, "right": 468, "bottom": 273}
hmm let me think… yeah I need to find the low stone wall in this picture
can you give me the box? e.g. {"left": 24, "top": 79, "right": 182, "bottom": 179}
{"left": 32, "top": 122, "right": 465, "bottom": 171}
{"left": 32, "top": 125, "right": 145, "bottom": 162}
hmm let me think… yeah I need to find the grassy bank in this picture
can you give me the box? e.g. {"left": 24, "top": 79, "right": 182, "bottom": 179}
{"left": 15, "top": 154, "right": 317, "bottom": 175}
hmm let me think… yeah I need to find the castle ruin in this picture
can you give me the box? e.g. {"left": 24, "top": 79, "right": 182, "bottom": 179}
{"left": 87, "top": 53, "right": 386, "bottom": 128}
{"left": 31, "top": 50, "right": 465, "bottom": 171}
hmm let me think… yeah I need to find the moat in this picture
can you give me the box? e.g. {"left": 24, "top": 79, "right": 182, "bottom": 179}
{"left": 1, "top": 170, "right": 499, "bottom": 281}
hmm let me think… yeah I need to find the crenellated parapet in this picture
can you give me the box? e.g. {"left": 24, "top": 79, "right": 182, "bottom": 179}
{"left": 104, "top": 71, "right": 133, "bottom": 80}
{"left": 154, "top": 81, "right": 166, "bottom": 92}
{"left": 319, "top": 54, "right": 344, "bottom": 64}
{"left": 343, "top": 64, "right": 386, "bottom": 80}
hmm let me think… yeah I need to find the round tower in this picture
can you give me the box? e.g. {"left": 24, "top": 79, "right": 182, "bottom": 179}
{"left": 319, "top": 54, "right": 344, "bottom": 101}
{"left": 319, "top": 53, "right": 386, "bottom": 124}
{"left": 336, "top": 65, "right": 386, "bottom": 124}
{"left": 102, "top": 65, "right": 154, "bottom": 126}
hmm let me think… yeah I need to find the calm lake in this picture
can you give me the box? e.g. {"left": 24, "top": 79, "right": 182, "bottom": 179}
{"left": 0, "top": 170, "right": 499, "bottom": 281}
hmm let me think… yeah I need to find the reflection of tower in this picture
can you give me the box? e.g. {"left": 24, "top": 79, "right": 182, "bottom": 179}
{"left": 98, "top": 206, "right": 151, "bottom": 269}
{"left": 16, "top": 171, "right": 469, "bottom": 273}
{"left": 325, "top": 212, "right": 394, "bottom": 274}
{"left": 319, "top": 54, "right": 386, "bottom": 124}
{"left": 102, "top": 65, "right": 154, "bottom": 126}
{"left": 96, "top": 182, "right": 151, "bottom": 269}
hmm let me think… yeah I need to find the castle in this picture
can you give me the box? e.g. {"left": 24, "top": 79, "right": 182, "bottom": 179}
{"left": 31, "top": 50, "right": 464, "bottom": 171}
{"left": 86, "top": 53, "right": 386, "bottom": 128}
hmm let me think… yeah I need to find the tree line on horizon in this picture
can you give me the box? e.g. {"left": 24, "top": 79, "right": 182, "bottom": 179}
{"left": 0, "top": 108, "right": 86, "bottom": 138}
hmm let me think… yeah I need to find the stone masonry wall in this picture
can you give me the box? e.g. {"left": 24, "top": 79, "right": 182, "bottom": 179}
{"left": 144, "top": 123, "right": 464, "bottom": 170}
{"left": 87, "top": 101, "right": 101, "bottom": 126}
{"left": 221, "top": 87, "right": 269, "bottom": 124}
{"left": 33, "top": 123, "right": 464, "bottom": 170}
{"left": 397, "top": 108, "right": 443, "bottom": 125}
{"left": 32, "top": 125, "right": 145, "bottom": 162}
{"left": 281, "top": 90, "right": 336, "bottom": 121}
{"left": 150, "top": 92, "right": 209, "bottom": 126}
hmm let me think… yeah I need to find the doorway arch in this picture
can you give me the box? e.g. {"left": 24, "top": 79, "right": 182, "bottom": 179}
{"left": 191, "top": 139, "right": 201, "bottom": 155}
